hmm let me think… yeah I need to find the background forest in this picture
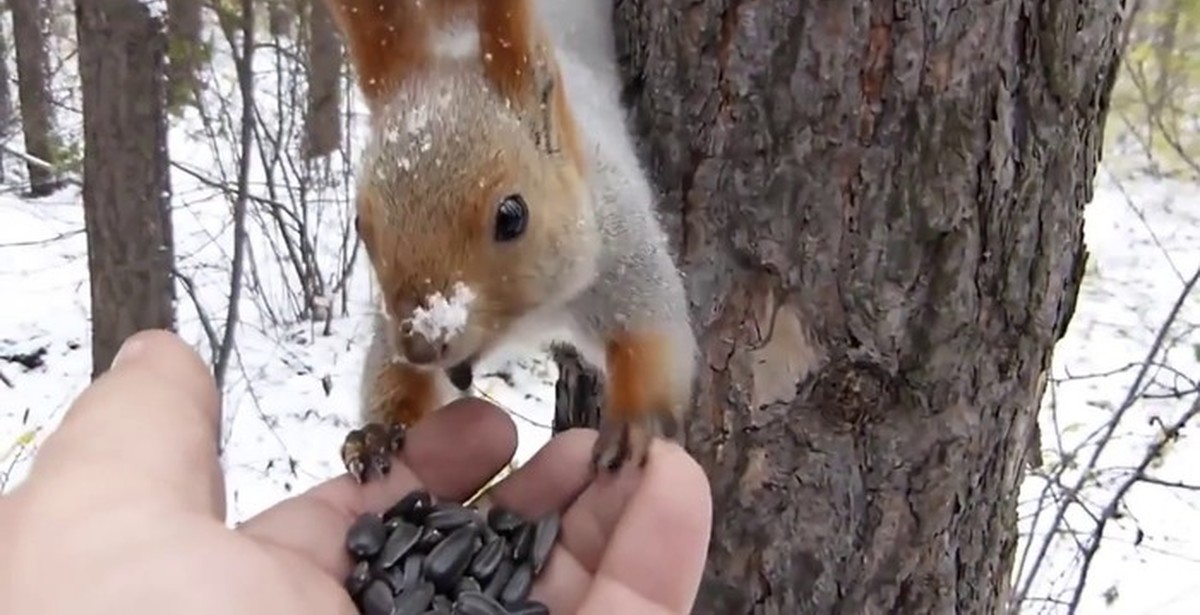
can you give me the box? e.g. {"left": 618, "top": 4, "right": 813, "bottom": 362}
{"left": 0, "top": 0, "right": 1196, "bottom": 613}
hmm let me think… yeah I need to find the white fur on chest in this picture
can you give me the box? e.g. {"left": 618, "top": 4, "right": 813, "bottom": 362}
{"left": 431, "top": 22, "right": 480, "bottom": 60}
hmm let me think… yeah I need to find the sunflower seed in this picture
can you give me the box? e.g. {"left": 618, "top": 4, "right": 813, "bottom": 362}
{"left": 361, "top": 579, "right": 396, "bottom": 615}
{"left": 455, "top": 574, "right": 482, "bottom": 599}
{"left": 507, "top": 600, "right": 551, "bottom": 615}
{"left": 486, "top": 508, "right": 524, "bottom": 534}
{"left": 453, "top": 590, "right": 507, "bottom": 615}
{"left": 509, "top": 523, "right": 534, "bottom": 561}
{"left": 400, "top": 553, "right": 424, "bottom": 591}
{"left": 529, "top": 515, "right": 560, "bottom": 575}
{"left": 499, "top": 562, "right": 533, "bottom": 606}
{"left": 423, "top": 524, "right": 478, "bottom": 592}
{"left": 468, "top": 536, "right": 506, "bottom": 581}
{"left": 424, "top": 504, "right": 478, "bottom": 532}
{"left": 347, "top": 513, "right": 387, "bottom": 559}
{"left": 393, "top": 581, "right": 435, "bottom": 615}
{"left": 378, "top": 521, "right": 422, "bottom": 568}
{"left": 385, "top": 490, "right": 434, "bottom": 523}
{"left": 346, "top": 560, "right": 373, "bottom": 597}
{"left": 482, "top": 559, "right": 514, "bottom": 600}
{"left": 416, "top": 526, "right": 445, "bottom": 552}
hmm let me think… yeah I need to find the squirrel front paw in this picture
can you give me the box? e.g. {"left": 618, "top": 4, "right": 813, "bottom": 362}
{"left": 341, "top": 421, "right": 408, "bottom": 483}
{"left": 591, "top": 408, "right": 680, "bottom": 473}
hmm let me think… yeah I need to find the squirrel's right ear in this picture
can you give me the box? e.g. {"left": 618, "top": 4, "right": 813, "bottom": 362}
{"left": 319, "top": 0, "right": 429, "bottom": 112}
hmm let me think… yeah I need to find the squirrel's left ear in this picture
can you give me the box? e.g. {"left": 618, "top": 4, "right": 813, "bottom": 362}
{"left": 478, "top": 0, "right": 577, "bottom": 159}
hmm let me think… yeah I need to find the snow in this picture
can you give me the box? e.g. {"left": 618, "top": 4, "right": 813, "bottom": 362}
{"left": 407, "top": 282, "right": 476, "bottom": 343}
{"left": 0, "top": 13, "right": 1198, "bottom": 615}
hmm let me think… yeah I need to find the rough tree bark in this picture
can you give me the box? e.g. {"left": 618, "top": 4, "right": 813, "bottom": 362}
{"left": 76, "top": 0, "right": 175, "bottom": 379}
{"left": 9, "top": 0, "right": 59, "bottom": 195}
{"left": 165, "top": 0, "right": 203, "bottom": 110}
{"left": 596, "top": 1, "right": 1124, "bottom": 613}
{"left": 304, "top": 0, "right": 342, "bottom": 159}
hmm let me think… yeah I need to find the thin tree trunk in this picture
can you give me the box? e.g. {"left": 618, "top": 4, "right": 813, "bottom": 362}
{"left": 166, "top": 0, "right": 203, "bottom": 110}
{"left": 0, "top": 12, "right": 13, "bottom": 181}
{"left": 76, "top": 0, "right": 175, "bottom": 379}
{"left": 267, "top": 0, "right": 294, "bottom": 38}
{"left": 607, "top": 1, "right": 1124, "bottom": 612}
{"left": 304, "top": 0, "right": 341, "bottom": 159}
{"left": 10, "top": 0, "right": 58, "bottom": 195}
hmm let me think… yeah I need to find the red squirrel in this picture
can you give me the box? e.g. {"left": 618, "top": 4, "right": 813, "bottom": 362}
{"left": 323, "top": 0, "right": 698, "bottom": 482}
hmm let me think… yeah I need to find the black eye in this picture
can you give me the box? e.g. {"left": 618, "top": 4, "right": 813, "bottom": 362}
{"left": 494, "top": 194, "right": 528, "bottom": 242}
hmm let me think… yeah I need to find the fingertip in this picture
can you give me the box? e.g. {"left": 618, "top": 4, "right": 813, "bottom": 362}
{"left": 487, "top": 428, "right": 597, "bottom": 517}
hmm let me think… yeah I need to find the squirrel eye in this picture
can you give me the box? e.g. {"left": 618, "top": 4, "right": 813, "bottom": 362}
{"left": 494, "top": 194, "right": 528, "bottom": 242}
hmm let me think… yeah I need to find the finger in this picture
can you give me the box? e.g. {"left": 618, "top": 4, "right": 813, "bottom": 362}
{"left": 25, "top": 329, "right": 224, "bottom": 518}
{"left": 483, "top": 428, "right": 596, "bottom": 517}
{"left": 485, "top": 429, "right": 643, "bottom": 614}
{"left": 238, "top": 398, "right": 517, "bottom": 578}
{"left": 579, "top": 440, "right": 712, "bottom": 614}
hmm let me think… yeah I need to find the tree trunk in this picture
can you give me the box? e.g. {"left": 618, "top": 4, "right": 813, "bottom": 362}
{"left": 0, "top": 12, "right": 13, "bottom": 180}
{"left": 609, "top": 1, "right": 1124, "bottom": 612}
{"left": 9, "top": 0, "right": 59, "bottom": 195}
{"left": 76, "top": 0, "right": 175, "bottom": 380}
{"left": 303, "top": 0, "right": 341, "bottom": 159}
{"left": 166, "top": 0, "right": 203, "bottom": 110}
{"left": 267, "top": 0, "right": 294, "bottom": 38}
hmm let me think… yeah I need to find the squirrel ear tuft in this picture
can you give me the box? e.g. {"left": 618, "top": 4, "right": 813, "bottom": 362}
{"left": 478, "top": 0, "right": 570, "bottom": 156}
{"left": 320, "top": 0, "right": 430, "bottom": 112}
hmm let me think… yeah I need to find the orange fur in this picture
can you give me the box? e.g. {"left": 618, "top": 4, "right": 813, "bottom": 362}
{"left": 366, "top": 360, "right": 439, "bottom": 427}
{"left": 320, "top": 0, "right": 428, "bottom": 106}
{"left": 605, "top": 331, "right": 684, "bottom": 426}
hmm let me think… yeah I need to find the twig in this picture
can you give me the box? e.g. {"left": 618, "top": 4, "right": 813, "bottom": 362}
{"left": 0, "top": 367, "right": 12, "bottom": 388}
{"left": 1067, "top": 397, "right": 1200, "bottom": 613}
{"left": 213, "top": 0, "right": 256, "bottom": 388}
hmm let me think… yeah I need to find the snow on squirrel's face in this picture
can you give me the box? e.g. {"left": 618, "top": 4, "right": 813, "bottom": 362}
{"left": 354, "top": 74, "right": 601, "bottom": 370}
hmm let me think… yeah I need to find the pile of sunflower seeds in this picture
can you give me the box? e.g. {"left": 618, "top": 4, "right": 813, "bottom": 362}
{"left": 344, "top": 488, "right": 560, "bottom": 615}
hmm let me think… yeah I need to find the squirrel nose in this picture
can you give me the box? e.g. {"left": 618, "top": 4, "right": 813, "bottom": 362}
{"left": 400, "top": 330, "right": 442, "bottom": 365}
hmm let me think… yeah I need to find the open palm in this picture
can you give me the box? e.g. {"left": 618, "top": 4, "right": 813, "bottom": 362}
{"left": 0, "top": 330, "right": 711, "bottom": 615}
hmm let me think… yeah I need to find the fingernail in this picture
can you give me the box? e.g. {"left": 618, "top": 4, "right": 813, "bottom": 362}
{"left": 109, "top": 335, "right": 144, "bottom": 369}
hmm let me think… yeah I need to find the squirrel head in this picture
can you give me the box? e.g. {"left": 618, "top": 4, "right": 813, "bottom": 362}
{"left": 325, "top": 0, "right": 599, "bottom": 369}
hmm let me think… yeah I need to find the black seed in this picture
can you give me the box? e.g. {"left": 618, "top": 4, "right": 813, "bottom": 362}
{"left": 510, "top": 523, "right": 534, "bottom": 561}
{"left": 347, "top": 513, "right": 387, "bottom": 559}
{"left": 361, "top": 579, "right": 396, "bottom": 615}
{"left": 393, "top": 581, "right": 435, "bottom": 615}
{"left": 423, "top": 525, "right": 478, "bottom": 592}
{"left": 401, "top": 554, "right": 425, "bottom": 591}
{"left": 529, "top": 515, "right": 560, "bottom": 575}
{"left": 468, "top": 536, "right": 506, "bottom": 580}
{"left": 482, "top": 559, "right": 514, "bottom": 600}
{"left": 416, "top": 527, "right": 445, "bottom": 551}
{"left": 383, "top": 563, "right": 406, "bottom": 594}
{"left": 455, "top": 575, "right": 482, "bottom": 599}
{"left": 453, "top": 590, "right": 507, "bottom": 615}
{"left": 386, "top": 490, "right": 434, "bottom": 523}
{"left": 431, "top": 595, "right": 453, "bottom": 611}
{"left": 378, "top": 521, "right": 422, "bottom": 568}
{"left": 499, "top": 562, "right": 533, "bottom": 606}
{"left": 424, "top": 504, "right": 478, "bottom": 532}
{"left": 486, "top": 508, "right": 524, "bottom": 534}
{"left": 345, "top": 559, "right": 373, "bottom": 597}
{"left": 507, "top": 600, "right": 551, "bottom": 615}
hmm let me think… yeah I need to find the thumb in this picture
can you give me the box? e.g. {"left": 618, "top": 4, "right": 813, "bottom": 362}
{"left": 23, "top": 330, "right": 225, "bottom": 519}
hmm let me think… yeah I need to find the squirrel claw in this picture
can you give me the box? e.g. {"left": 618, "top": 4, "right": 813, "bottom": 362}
{"left": 341, "top": 421, "right": 407, "bottom": 484}
{"left": 591, "top": 410, "right": 678, "bottom": 474}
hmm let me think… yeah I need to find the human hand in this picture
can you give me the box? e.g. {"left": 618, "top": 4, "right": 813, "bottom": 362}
{"left": 0, "top": 330, "right": 712, "bottom": 614}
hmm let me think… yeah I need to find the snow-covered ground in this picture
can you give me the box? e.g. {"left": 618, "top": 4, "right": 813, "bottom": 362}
{"left": 0, "top": 18, "right": 1198, "bottom": 615}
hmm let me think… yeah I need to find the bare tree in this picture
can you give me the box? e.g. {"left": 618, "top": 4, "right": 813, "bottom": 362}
{"left": 267, "top": 0, "right": 294, "bottom": 39}
{"left": 590, "top": 1, "right": 1126, "bottom": 612}
{"left": 165, "top": 0, "right": 203, "bottom": 110}
{"left": 76, "top": 0, "right": 175, "bottom": 378}
{"left": 0, "top": 7, "right": 13, "bottom": 179}
{"left": 303, "top": 0, "right": 341, "bottom": 159}
{"left": 9, "top": 0, "right": 59, "bottom": 195}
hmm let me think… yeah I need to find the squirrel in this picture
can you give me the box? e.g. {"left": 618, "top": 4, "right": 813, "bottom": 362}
{"left": 322, "top": 0, "right": 698, "bottom": 483}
